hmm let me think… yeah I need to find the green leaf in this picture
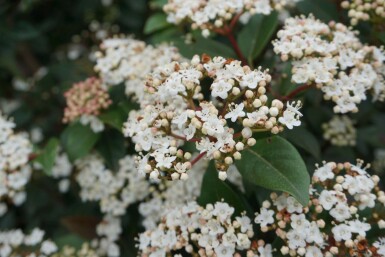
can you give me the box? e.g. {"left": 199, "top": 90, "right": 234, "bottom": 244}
{"left": 35, "top": 138, "right": 59, "bottom": 175}
{"left": 283, "top": 126, "right": 321, "bottom": 160}
{"left": 96, "top": 129, "right": 126, "bottom": 171}
{"left": 238, "top": 12, "right": 279, "bottom": 64}
{"left": 61, "top": 123, "right": 100, "bottom": 162}
{"left": 99, "top": 107, "right": 127, "bottom": 130}
{"left": 174, "top": 36, "right": 236, "bottom": 59}
{"left": 297, "top": 0, "right": 339, "bottom": 22}
{"left": 235, "top": 136, "right": 310, "bottom": 206}
{"left": 144, "top": 13, "right": 171, "bottom": 34}
{"left": 198, "top": 161, "right": 250, "bottom": 216}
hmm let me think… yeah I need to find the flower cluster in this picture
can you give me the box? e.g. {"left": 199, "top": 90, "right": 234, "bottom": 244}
{"left": 94, "top": 37, "right": 182, "bottom": 101}
{"left": 75, "top": 154, "right": 152, "bottom": 256}
{"left": 163, "top": 0, "right": 301, "bottom": 36}
{"left": 254, "top": 160, "right": 385, "bottom": 256}
{"left": 123, "top": 55, "right": 302, "bottom": 181}
{"left": 51, "top": 151, "right": 73, "bottom": 193}
{"left": 63, "top": 77, "right": 111, "bottom": 132}
{"left": 341, "top": 0, "right": 385, "bottom": 25}
{"left": 0, "top": 113, "right": 33, "bottom": 214}
{"left": 137, "top": 201, "right": 259, "bottom": 257}
{"left": 0, "top": 228, "right": 99, "bottom": 257}
{"left": 322, "top": 115, "right": 356, "bottom": 146}
{"left": 273, "top": 15, "right": 385, "bottom": 113}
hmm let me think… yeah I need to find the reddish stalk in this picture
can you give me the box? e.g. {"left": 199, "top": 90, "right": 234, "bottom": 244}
{"left": 190, "top": 151, "right": 206, "bottom": 166}
{"left": 28, "top": 153, "right": 38, "bottom": 161}
{"left": 170, "top": 133, "right": 200, "bottom": 142}
{"left": 226, "top": 32, "right": 248, "bottom": 66}
{"left": 281, "top": 84, "right": 314, "bottom": 101}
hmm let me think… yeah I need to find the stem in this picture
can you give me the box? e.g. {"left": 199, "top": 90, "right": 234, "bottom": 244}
{"left": 281, "top": 84, "right": 314, "bottom": 101}
{"left": 170, "top": 133, "right": 200, "bottom": 142}
{"left": 187, "top": 98, "right": 196, "bottom": 110}
{"left": 190, "top": 151, "right": 206, "bottom": 166}
{"left": 226, "top": 31, "right": 248, "bottom": 66}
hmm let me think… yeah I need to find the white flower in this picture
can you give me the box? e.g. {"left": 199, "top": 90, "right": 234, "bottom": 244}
{"left": 40, "top": 240, "right": 58, "bottom": 255}
{"left": 330, "top": 203, "right": 351, "bottom": 222}
{"left": 286, "top": 196, "right": 303, "bottom": 213}
{"left": 255, "top": 208, "right": 275, "bottom": 227}
{"left": 374, "top": 238, "right": 385, "bottom": 256}
{"left": 348, "top": 219, "right": 371, "bottom": 237}
{"left": 224, "top": 103, "right": 245, "bottom": 122}
{"left": 313, "top": 162, "right": 335, "bottom": 181}
{"left": 212, "top": 202, "right": 234, "bottom": 222}
{"left": 211, "top": 80, "right": 232, "bottom": 99}
{"left": 305, "top": 246, "right": 323, "bottom": 257}
{"left": 286, "top": 229, "right": 306, "bottom": 249}
{"left": 318, "top": 190, "right": 338, "bottom": 210}
{"left": 278, "top": 102, "right": 302, "bottom": 129}
{"left": 258, "top": 244, "right": 273, "bottom": 257}
{"left": 332, "top": 224, "right": 352, "bottom": 241}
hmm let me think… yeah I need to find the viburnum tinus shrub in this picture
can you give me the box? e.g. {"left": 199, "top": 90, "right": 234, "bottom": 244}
{"left": 1, "top": 0, "right": 385, "bottom": 256}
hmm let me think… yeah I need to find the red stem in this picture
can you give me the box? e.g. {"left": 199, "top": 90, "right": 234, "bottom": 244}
{"left": 190, "top": 151, "right": 206, "bottom": 166}
{"left": 226, "top": 32, "right": 248, "bottom": 66}
{"left": 171, "top": 133, "right": 200, "bottom": 142}
{"left": 281, "top": 84, "right": 314, "bottom": 101}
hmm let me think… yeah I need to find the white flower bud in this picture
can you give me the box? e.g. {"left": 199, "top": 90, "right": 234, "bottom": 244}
{"left": 218, "top": 171, "right": 227, "bottom": 181}
{"left": 233, "top": 152, "right": 241, "bottom": 160}
{"left": 225, "top": 157, "right": 233, "bottom": 165}
{"left": 242, "top": 127, "right": 252, "bottom": 139}
{"left": 180, "top": 173, "right": 188, "bottom": 180}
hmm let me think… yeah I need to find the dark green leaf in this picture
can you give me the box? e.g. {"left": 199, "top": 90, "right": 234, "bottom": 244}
{"left": 198, "top": 161, "right": 250, "bottom": 216}
{"left": 61, "top": 123, "right": 100, "bottom": 161}
{"left": 297, "top": 0, "right": 339, "bottom": 22}
{"left": 35, "top": 138, "right": 59, "bottom": 176}
{"left": 99, "top": 107, "right": 127, "bottom": 130}
{"left": 235, "top": 136, "right": 310, "bottom": 206}
{"left": 144, "top": 13, "right": 171, "bottom": 34}
{"left": 283, "top": 126, "right": 321, "bottom": 160}
{"left": 238, "top": 12, "right": 278, "bottom": 64}
{"left": 96, "top": 129, "right": 126, "bottom": 171}
{"left": 174, "top": 36, "right": 236, "bottom": 59}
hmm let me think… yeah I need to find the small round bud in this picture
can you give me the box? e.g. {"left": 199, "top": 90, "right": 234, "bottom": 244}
{"left": 218, "top": 171, "right": 227, "bottom": 181}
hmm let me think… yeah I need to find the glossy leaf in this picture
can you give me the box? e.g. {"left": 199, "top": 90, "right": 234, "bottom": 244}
{"left": 238, "top": 12, "right": 279, "bottom": 64}
{"left": 96, "top": 129, "right": 126, "bottom": 171}
{"left": 61, "top": 123, "right": 100, "bottom": 161}
{"left": 99, "top": 107, "right": 127, "bottom": 130}
{"left": 235, "top": 136, "right": 310, "bottom": 206}
{"left": 297, "top": 0, "right": 339, "bottom": 22}
{"left": 283, "top": 126, "right": 321, "bottom": 160}
{"left": 144, "top": 13, "right": 170, "bottom": 34}
{"left": 35, "top": 138, "right": 59, "bottom": 175}
{"left": 174, "top": 36, "right": 236, "bottom": 59}
{"left": 198, "top": 161, "right": 251, "bottom": 216}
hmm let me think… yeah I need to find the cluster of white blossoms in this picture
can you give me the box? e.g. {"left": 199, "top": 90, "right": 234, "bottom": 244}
{"left": 163, "top": 0, "right": 301, "bottom": 36}
{"left": 123, "top": 55, "right": 302, "bottom": 181}
{"left": 254, "top": 160, "right": 385, "bottom": 256}
{"left": 341, "top": 0, "right": 385, "bottom": 25}
{"left": 322, "top": 115, "right": 356, "bottom": 146}
{"left": 94, "top": 37, "right": 182, "bottom": 101}
{"left": 0, "top": 228, "right": 99, "bottom": 257}
{"left": 50, "top": 151, "right": 73, "bottom": 193}
{"left": 137, "top": 201, "right": 263, "bottom": 257}
{"left": 139, "top": 159, "right": 244, "bottom": 230}
{"left": 0, "top": 113, "right": 33, "bottom": 214}
{"left": 75, "top": 154, "right": 151, "bottom": 216}
{"left": 75, "top": 154, "right": 152, "bottom": 256}
{"left": 273, "top": 15, "right": 385, "bottom": 113}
